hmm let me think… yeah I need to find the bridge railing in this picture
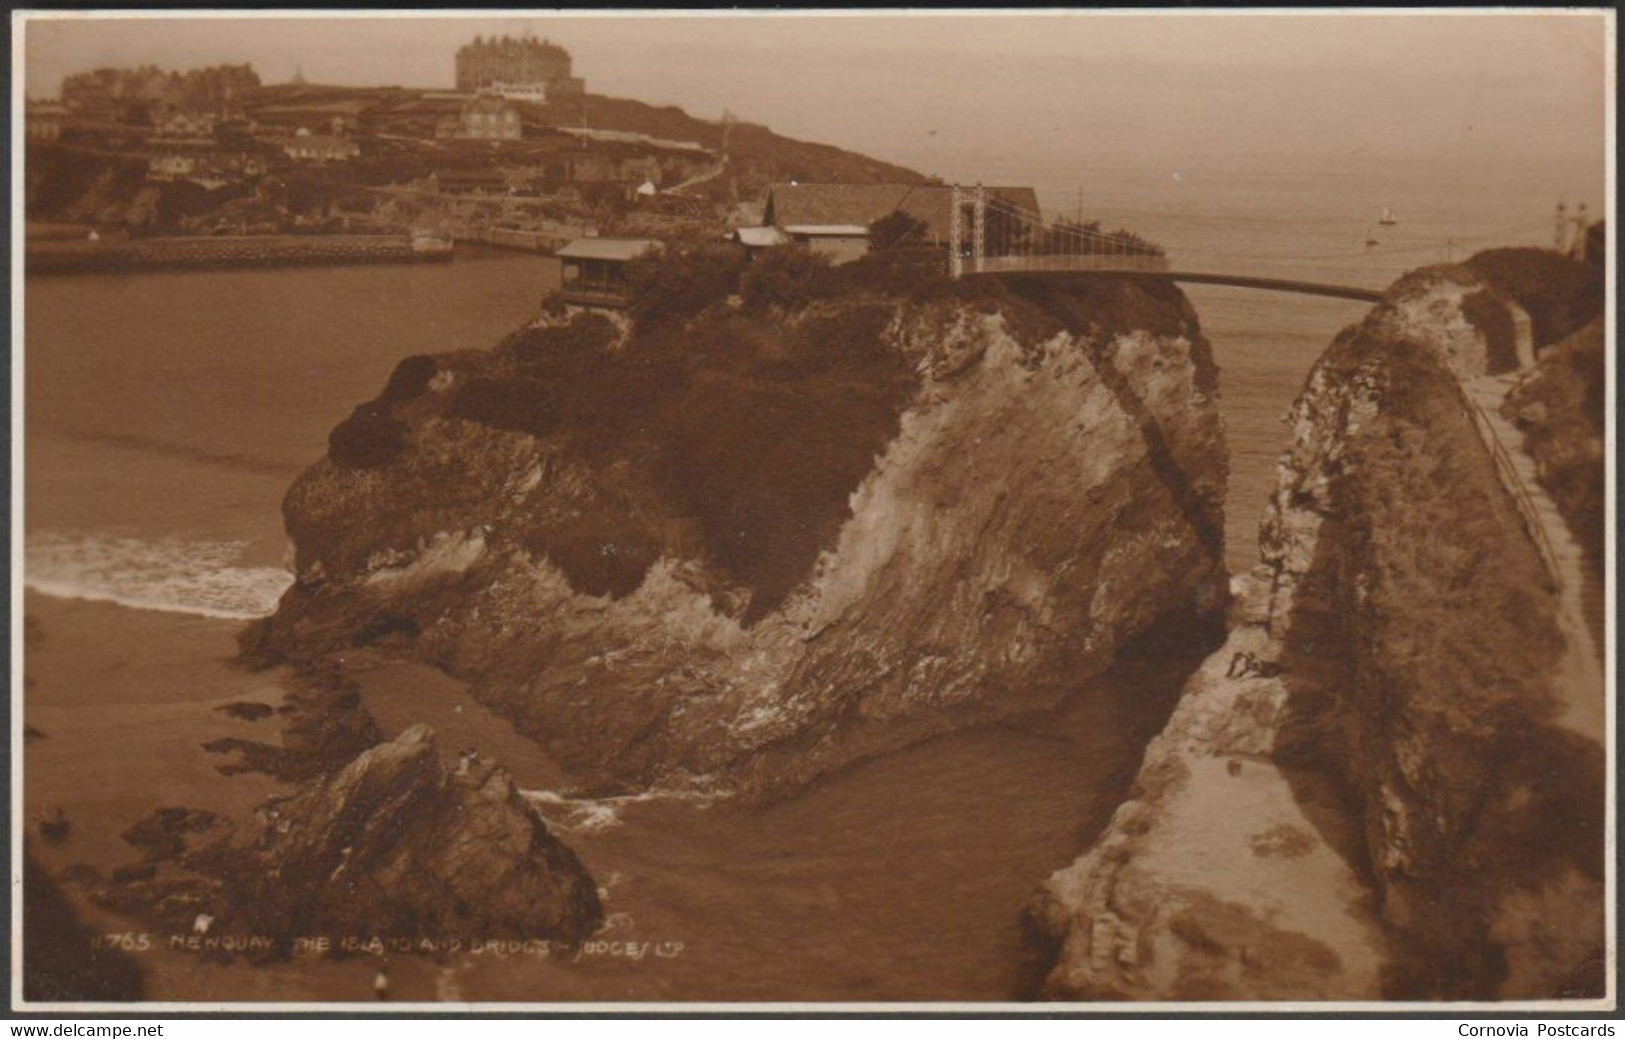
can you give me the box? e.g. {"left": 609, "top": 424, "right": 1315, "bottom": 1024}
{"left": 1468, "top": 397, "right": 1565, "bottom": 592}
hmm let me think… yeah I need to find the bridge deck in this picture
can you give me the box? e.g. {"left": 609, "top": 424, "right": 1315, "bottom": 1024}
{"left": 961, "top": 255, "right": 1382, "bottom": 303}
{"left": 1119, "top": 271, "right": 1381, "bottom": 303}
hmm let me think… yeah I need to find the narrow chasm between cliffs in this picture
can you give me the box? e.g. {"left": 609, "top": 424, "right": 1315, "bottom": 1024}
{"left": 1029, "top": 248, "right": 1607, "bottom": 1003}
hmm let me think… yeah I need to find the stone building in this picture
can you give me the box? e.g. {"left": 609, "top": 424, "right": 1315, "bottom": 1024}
{"left": 435, "top": 94, "right": 522, "bottom": 141}
{"left": 25, "top": 101, "right": 68, "bottom": 142}
{"left": 455, "top": 35, "right": 585, "bottom": 99}
{"left": 279, "top": 129, "right": 360, "bottom": 163}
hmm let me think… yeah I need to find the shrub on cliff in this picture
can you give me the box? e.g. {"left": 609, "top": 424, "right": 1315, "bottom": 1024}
{"left": 328, "top": 402, "right": 406, "bottom": 469}
{"left": 1465, "top": 248, "right": 1604, "bottom": 350}
{"left": 379, "top": 355, "right": 438, "bottom": 403}
{"left": 828, "top": 248, "right": 959, "bottom": 301}
{"left": 740, "top": 246, "right": 833, "bottom": 314}
{"left": 625, "top": 241, "right": 743, "bottom": 329}
{"left": 655, "top": 372, "right": 908, "bottom": 620}
{"left": 446, "top": 377, "right": 560, "bottom": 439}
{"left": 774, "top": 302, "right": 899, "bottom": 378}
{"left": 1459, "top": 290, "right": 1520, "bottom": 375}
{"left": 1503, "top": 318, "right": 1605, "bottom": 572}
{"left": 25, "top": 145, "right": 147, "bottom": 219}
{"left": 156, "top": 180, "right": 244, "bottom": 229}
{"left": 868, "top": 209, "right": 930, "bottom": 250}
{"left": 651, "top": 304, "right": 915, "bottom": 620}
{"left": 508, "top": 313, "right": 618, "bottom": 366}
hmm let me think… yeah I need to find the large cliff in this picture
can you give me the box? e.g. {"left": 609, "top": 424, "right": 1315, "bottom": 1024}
{"left": 1030, "top": 253, "right": 1607, "bottom": 1001}
{"left": 246, "top": 251, "right": 1229, "bottom": 799}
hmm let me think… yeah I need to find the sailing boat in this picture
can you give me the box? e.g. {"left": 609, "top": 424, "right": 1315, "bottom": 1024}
{"left": 1378, "top": 207, "right": 1399, "bottom": 226}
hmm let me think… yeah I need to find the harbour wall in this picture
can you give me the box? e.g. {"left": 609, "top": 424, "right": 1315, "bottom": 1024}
{"left": 26, "top": 234, "right": 454, "bottom": 275}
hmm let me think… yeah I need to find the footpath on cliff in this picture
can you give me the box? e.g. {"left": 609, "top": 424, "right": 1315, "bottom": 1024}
{"left": 1030, "top": 248, "right": 1607, "bottom": 1003}
{"left": 1464, "top": 368, "right": 1605, "bottom": 739}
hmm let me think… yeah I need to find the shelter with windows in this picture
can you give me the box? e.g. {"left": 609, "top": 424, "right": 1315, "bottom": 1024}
{"left": 556, "top": 237, "right": 660, "bottom": 308}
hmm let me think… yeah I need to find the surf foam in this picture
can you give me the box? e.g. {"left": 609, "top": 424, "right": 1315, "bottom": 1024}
{"left": 25, "top": 532, "right": 293, "bottom": 621}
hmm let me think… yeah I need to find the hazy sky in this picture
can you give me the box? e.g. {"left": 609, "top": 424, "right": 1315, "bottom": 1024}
{"left": 21, "top": 11, "right": 1612, "bottom": 184}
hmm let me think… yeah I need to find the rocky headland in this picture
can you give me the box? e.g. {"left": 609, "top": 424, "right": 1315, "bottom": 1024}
{"left": 1028, "top": 250, "right": 1606, "bottom": 1002}
{"left": 244, "top": 248, "right": 1231, "bottom": 799}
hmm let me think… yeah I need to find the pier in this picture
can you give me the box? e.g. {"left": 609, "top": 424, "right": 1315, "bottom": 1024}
{"left": 26, "top": 232, "right": 454, "bottom": 275}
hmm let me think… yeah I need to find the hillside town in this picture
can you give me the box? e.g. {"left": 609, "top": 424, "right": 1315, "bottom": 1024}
{"left": 24, "top": 33, "right": 971, "bottom": 274}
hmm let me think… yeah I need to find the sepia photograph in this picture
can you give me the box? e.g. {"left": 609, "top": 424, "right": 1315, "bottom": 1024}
{"left": 9, "top": 7, "right": 1616, "bottom": 1013}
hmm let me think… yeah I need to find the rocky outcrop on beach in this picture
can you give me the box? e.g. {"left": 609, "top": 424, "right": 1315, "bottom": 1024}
{"left": 244, "top": 724, "right": 603, "bottom": 945}
{"left": 245, "top": 253, "right": 1229, "bottom": 798}
{"left": 101, "top": 724, "right": 602, "bottom": 953}
{"left": 1030, "top": 253, "right": 1606, "bottom": 1001}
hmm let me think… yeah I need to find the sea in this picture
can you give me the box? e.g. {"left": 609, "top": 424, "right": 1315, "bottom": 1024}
{"left": 19, "top": 156, "right": 1599, "bottom": 1002}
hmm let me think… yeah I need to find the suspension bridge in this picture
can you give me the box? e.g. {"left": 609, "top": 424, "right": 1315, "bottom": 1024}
{"left": 946, "top": 185, "right": 1385, "bottom": 303}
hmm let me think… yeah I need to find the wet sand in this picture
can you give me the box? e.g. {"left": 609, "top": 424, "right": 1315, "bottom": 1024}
{"left": 22, "top": 593, "right": 446, "bottom": 1003}
{"left": 24, "top": 589, "right": 1202, "bottom": 1003}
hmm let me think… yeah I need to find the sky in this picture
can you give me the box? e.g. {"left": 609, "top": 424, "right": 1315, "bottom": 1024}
{"left": 20, "top": 11, "right": 1613, "bottom": 187}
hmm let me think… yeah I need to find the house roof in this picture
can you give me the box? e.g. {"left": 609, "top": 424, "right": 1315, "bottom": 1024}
{"left": 463, "top": 94, "right": 518, "bottom": 116}
{"left": 784, "top": 224, "right": 870, "bottom": 237}
{"left": 557, "top": 237, "right": 660, "bottom": 262}
{"left": 763, "top": 183, "right": 913, "bottom": 230}
{"left": 380, "top": 96, "right": 467, "bottom": 116}
{"left": 762, "top": 182, "right": 1042, "bottom": 243}
{"left": 251, "top": 98, "right": 376, "bottom": 118}
{"left": 732, "top": 226, "right": 789, "bottom": 248}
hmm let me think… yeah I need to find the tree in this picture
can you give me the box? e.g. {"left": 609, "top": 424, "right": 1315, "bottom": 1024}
{"left": 740, "top": 245, "right": 833, "bottom": 314}
{"left": 868, "top": 209, "right": 930, "bottom": 251}
{"left": 625, "top": 240, "right": 743, "bottom": 329}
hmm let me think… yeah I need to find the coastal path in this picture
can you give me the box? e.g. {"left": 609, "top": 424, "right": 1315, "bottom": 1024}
{"left": 1465, "top": 372, "right": 1606, "bottom": 739}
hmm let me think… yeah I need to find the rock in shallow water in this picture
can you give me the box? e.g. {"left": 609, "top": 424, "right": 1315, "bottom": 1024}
{"left": 103, "top": 724, "right": 602, "bottom": 954}
{"left": 246, "top": 723, "right": 603, "bottom": 946}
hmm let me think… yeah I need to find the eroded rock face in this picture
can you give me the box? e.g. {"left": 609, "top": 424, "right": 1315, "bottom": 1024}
{"left": 248, "top": 273, "right": 1229, "bottom": 799}
{"left": 1032, "top": 258, "right": 1604, "bottom": 1001}
{"left": 100, "top": 725, "right": 603, "bottom": 952}
{"left": 246, "top": 724, "right": 603, "bottom": 945}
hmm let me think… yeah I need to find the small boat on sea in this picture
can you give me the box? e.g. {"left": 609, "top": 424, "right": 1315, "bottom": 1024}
{"left": 1378, "top": 207, "right": 1398, "bottom": 226}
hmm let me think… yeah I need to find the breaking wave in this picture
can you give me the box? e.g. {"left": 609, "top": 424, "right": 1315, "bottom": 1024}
{"left": 521, "top": 787, "right": 727, "bottom": 834}
{"left": 25, "top": 532, "right": 293, "bottom": 621}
